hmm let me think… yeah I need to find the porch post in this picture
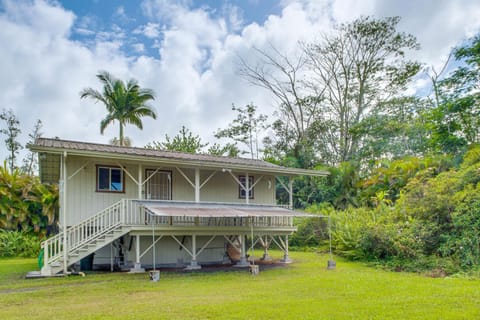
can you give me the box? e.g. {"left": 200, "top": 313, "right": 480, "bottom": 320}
{"left": 288, "top": 178, "right": 293, "bottom": 209}
{"left": 62, "top": 151, "right": 68, "bottom": 274}
{"left": 129, "top": 235, "right": 145, "bottom": 273}
{"left": 138, "top": 164, "right": 143, "bottom": 199}
{"left": 194, "top": 168, "right": 200, "bottom": 203}
{"left": 245, "top": 173, "right": 249, "bottom": 205}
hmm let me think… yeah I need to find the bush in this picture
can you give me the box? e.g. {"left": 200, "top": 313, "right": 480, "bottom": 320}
{"left": 0, "top": 230, "right": 41, "bottom": 258}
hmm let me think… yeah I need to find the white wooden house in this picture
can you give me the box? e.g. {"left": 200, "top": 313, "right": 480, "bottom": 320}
{"left": 30, "top": 138, "right": 328, "bottom": 275}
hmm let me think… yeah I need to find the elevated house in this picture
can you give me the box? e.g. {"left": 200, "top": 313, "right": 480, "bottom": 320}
{"left": 30, "top": 138, "right": 328, "bottom": 276}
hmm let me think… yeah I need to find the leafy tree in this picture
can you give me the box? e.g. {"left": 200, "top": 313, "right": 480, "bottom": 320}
{"left": 0, "top": 108, "right": 22, "bottom": 172}
{"left": 305, "top": 16, "right": 420, "bottom": 165}
{"left": 215, "top": 103, "right": 268, "bottom": 159}
{"left": 207, "top": 142, "right": 240, "bottom": 157}
{"left": 351, "top": 97, "right": 430, "bottom": 167}
{"left": 240, "top": 17, "right": 420, "bottom": 167}
{"left": 80, "top": 71, "right": 157, "bottom": 146}
{"left": 146, "top": 126, "right": 208, "bottom": 154}
{"left": 426, "top": 35, "right": 480, "bottom": 155}
{"left": 22, "top": 119, "right": 43, "bottom": 175}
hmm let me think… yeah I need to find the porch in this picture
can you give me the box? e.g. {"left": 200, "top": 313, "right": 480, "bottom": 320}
{"left": 40, "top": 199, "right": 304, "bottom": 276}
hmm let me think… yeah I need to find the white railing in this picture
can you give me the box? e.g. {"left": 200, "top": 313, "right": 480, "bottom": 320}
{"left": 41, "top": 199, "right": 125, "bottom": 271}
{"left": 41, "top": 199, "right": 294, "bottom": 272}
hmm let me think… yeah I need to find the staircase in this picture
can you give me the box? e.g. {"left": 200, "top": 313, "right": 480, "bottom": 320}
{"left": 41, "top": 200, "right": 132, "bottom": 276}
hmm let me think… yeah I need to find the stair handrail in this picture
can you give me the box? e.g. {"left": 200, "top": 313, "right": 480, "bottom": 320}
{"left": 41, "top": 199, "right": 130, "bottom": 271}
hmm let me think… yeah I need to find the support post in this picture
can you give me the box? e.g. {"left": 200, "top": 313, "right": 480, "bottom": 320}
{"left": 235, "top": 234, "right": 249, "bottom": 267}
{"left": 288, "top": 178, "right": 293, "bottom": 209}
{"left": 130, "top": 235, "right": 145, "bottom": 273}
{"left": 62, "top": 151, "right": 68, "bottom": 274}
{"left": 186, "top": 234, "right": 201, "bottom": 270}
{"left": 194, "top": 168, "right": 200, "bottom": 203}
{"left": 281, "top": 235, "right": 292, "bottom": 263}
{"left": 245, "top": 173, "right": 249, "bottom": 205}
{"left": 260, "top": 236, "right": 272, "bottom": 261}
{"left": 138, "top": 164, "right": 143, "bottom": 199}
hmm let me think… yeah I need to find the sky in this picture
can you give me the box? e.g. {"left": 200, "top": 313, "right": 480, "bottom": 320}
{"left": 1, "top": 0, "right": 480, "bottom": 162}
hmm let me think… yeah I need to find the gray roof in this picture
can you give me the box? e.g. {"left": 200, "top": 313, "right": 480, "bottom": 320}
{"left": 30, "top": 137, "right": 329, "bottom": 177}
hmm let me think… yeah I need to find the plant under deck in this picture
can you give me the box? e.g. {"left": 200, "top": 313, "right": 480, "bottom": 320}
{"left": 0, "top": 252, "right": 478, "bottom": 319}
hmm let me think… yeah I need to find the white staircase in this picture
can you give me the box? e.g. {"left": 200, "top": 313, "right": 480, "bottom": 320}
{"left": 41, "top": 200, "right": 131, "bottom": 276}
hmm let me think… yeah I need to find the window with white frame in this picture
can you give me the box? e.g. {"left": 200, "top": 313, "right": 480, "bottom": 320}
{"left": 96, "top": 166, "right": 124, "bottom": 193}
{"left": 238, "top": 175, "right": 254, "bottom": 199}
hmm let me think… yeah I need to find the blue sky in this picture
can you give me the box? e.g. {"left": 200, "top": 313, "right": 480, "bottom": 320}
{"left": 58, "top": 0, "right": 282, "bottom": 58}
{"left": 0, "top": 0, "right": 480, "bottom": 162}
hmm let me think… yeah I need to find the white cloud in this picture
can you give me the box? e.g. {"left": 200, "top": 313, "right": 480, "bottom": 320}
{"left": 1, "top": 0, "right": 480, "bottom": 161}
{"left": 133, "top": 22, "right": 161, "bottom": 38}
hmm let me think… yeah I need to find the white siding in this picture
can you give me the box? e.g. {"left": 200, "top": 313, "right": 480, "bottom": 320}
{"left": 64, "top": 156, "right": 276, "bottom": 225}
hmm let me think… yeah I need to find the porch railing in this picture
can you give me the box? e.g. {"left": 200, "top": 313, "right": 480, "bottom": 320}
{"left": 41, "top": 199, "right": 294, "bottom": 273}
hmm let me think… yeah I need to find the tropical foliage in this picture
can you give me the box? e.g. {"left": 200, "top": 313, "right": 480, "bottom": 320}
{"left": 0, "top": 162, "right": 58, "bottom": 235}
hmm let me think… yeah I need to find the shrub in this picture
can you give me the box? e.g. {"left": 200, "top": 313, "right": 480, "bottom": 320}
{"left": 0, "top": 230, "right": 41, "bottom": 258}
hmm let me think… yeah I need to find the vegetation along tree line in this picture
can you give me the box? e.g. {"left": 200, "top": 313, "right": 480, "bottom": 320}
{"left": 1, "top": 16, "right": 479, "bottom": 274}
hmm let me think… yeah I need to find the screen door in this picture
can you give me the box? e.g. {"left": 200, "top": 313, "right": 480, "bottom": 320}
{"left": 145, "top": 170, "right": 172, "bottom": 200}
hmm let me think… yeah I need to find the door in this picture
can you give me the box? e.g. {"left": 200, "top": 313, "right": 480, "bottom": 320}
{"left": 145, "top": 169, "right": 172, "bottom": 200}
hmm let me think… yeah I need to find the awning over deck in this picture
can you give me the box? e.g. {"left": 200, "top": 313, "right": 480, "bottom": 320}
{"left": 143, "top": 202, "right": 315, "bottom": 218}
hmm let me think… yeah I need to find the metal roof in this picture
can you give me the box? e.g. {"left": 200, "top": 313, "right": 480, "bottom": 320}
{"left": 30, "top": 138, "right": 329, "bottom": 177}
{"left": 142, "top": 202, "right": 315, "bottom": 218}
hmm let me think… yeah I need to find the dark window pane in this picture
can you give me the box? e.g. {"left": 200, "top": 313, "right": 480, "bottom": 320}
{"left": 98, "top": 168, "right": 110, "bottom": 190}
{"left": 238, "top": 175, "right": 253, "bottom": 199}
{"left": 111, "top": 169, "right": 122, "bottom": 191}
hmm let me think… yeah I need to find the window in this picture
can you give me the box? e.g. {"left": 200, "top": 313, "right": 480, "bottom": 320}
{"left": 239, "top": 175, "right": 254, "bottom": 199}
{"left": 96, "top": 166, "right": 124, "bottom": 192}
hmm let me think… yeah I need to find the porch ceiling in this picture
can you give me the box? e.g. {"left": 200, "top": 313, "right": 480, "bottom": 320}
{"left": 143, "top": 202, "right": 315, "bottom": 218}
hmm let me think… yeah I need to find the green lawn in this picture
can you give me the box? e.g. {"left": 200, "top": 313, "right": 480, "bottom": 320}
{"left": 0, "top": 252, "right": 478, "bottom": 319}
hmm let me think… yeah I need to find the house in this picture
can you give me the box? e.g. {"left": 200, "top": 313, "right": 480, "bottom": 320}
{"left": 30, "top": 138, "right": 328, "bottom": 276}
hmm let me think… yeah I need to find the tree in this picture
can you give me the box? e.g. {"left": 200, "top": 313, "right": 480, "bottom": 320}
{"left": 239, "top": 17, "right": 420, "bottom": 167}
{"left": 426, "top": 34, "right": 480, "bottom": 155}
{"left": 0, "top": 109, "right": 22, "bottom": 172}
{"left": 146, "top": 126, "right": 208, "bottom": 154}
{"left": 238, "top": 46, "right": 320, "bottom": 165}
{"left": 207, "top": 142, "right": 240, "bottom": 157}
{"left": 80, "top": 71, "right": 157, "bottom": 146}
{"left": 215, "top": 103, "right": 268, "bottom": 159}
{"left": 22, "top": 119, "right": 43, "bottom": 175}
{"left": 350, "top": 97, "right": 430, "bottom": 168}
{"left": 109, "top": 136, "right": 132, "bottom": 147}
{"left": 305, "top": 16, "right": 420, "bottom": 165}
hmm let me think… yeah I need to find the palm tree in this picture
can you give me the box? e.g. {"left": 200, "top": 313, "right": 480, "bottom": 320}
{"left": 80, "top": 71, "right": 157, "bottom": 146}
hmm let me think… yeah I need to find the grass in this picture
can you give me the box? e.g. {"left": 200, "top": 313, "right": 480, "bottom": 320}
{"left": 0, "top": 251, "right": 479, "bottom": 319}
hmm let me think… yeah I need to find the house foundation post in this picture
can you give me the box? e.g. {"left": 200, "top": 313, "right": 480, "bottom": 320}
{"left": 186, "top": 234, "right": 201, "bottom": 270}
{"left": 235, "top": 234, "right": 249, "bottom": 267}
{"left": 281, "top": 235, "right": 292, "bottom": 263}
{"left": 130, "top": 235, "right": 145, "bottom": 273}
{"left": 260, "top": 236, "right": 272, "bottom": 261}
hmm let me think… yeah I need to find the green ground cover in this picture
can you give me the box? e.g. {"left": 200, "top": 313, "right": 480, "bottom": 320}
{"left": 0, "top": 252, "right": 478, "bottom": 320}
